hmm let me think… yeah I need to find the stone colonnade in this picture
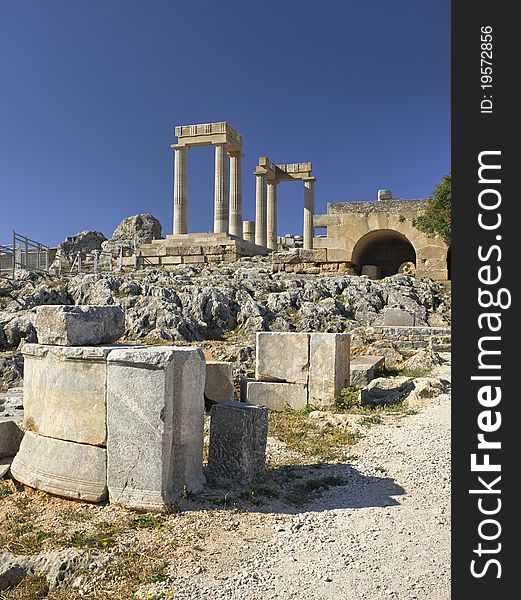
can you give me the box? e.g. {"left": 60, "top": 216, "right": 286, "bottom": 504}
{"left": 172, "top": 125, "right": 316, "bottom": 251}
{"left": 172, "top": 122, "right": 244, "bottom": 238}
{"left": 254, "top": 157, "right": 315, "bottom": 250}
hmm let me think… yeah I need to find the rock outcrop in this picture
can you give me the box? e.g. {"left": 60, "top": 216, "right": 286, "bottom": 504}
{"left": 59, "top": 230, "right": 107, "bottom": 259}
{"left": 102, "top": 213, "right": 162, "bottom": 254}
{"left": 0, "top": 258, "right": 451, "bottom": 354}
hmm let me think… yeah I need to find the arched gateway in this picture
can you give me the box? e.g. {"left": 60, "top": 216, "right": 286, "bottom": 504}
{"left": 351, "top": 229, "right": 416, "bottom": 278}
{"left": 313, "top": 193, "right": 449, "bottom": 280}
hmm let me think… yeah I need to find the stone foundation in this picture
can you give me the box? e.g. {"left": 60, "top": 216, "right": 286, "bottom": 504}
{"left": 372, "top": 326, "right": 451, "bottom": 352}
{"left": 123, "top": 233, "right": 268, "bottom": 270}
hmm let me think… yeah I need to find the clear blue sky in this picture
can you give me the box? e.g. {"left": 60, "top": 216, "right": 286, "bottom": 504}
{"left": 0, "top": 0, "right": 450, "bottom": 247}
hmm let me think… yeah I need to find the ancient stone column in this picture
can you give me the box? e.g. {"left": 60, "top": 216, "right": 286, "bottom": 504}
{"left": 243, "top": 220, "right": 255, "bottom": 243}
{"left": 173, "top": 146, "right": 188, "bottom": 235}
{"left": 303, "top": 179, "right": 315, "bottom": 250}
{"left": 255, "top": 173, "right": 267, "bottom": 247}
{"left": 214, "top": 143, "right": 229, "bottom": 234}
{"left": 266, "top": 181, "right": 278, "bottom": 251}
{"left": 229, "top": 151, "right": 243, "bottom": 238}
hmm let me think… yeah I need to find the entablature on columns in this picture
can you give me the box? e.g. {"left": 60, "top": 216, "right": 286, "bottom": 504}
{"left": 254, "top": 156, "right": 314, "bottom": 183}
{"left": 172, "top": 121, "right": 243, "bottom": 153}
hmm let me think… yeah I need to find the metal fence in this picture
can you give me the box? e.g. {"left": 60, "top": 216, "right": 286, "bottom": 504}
{"left": 0, "top": 231, "right": 55, "bottom": 276}
{"left": 0, "top": 231, "right": 122, "bottom": 278}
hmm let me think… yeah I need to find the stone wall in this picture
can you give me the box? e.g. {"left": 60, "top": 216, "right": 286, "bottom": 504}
{"left": 371, "top": 326, "right": 451, "bottom": 352}
{"left": 313, "top": 199, "right": 449, "bottom": 281}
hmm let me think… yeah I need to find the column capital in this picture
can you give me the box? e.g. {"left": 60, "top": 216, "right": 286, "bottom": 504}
{"left": 171, "top": 144, "right": 190, "bottom": 152}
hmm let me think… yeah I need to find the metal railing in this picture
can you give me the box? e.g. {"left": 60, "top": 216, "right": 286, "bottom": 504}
{"left": 0, "top": 231, "right": 54, "bottom": 276}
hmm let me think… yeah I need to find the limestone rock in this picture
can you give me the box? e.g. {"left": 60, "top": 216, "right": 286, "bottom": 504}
{"left": 383, "top": 307, "right": 416, "bottom": 326}
{"left": 102, "top": 213, "right": 162, "bottom": 253}
{"left": 0, "top": 548, "right": 90, "bottom": 592}
{"left": 0, "top": 456, "right": 13, "bottom": 478}
{"left": 207, "top": 401, "right": 268, "bottom": 486}
{"left": 35, "top": 305, "right": 124, "bottom": 346}
{"left": 246, "top": 381, "right": 308, "bottom": 411}
{"left": 308, "top": 411, "right": 364, "bottom": 430}
{"left": 349, "top": 355, "right": 385, "bottom": 388}
{"left": 403, "top": 377, "right": 447, "bottom": 409}
{"left": 22, "top": 344, "right": 112, "bottom": 445}
{"left": 59, "top": 230, "right": 107, "bottom": 259}
{"left": 106, "top": 346, "right": 206, "bottom": 512}
{"left": 360, "top": 376, "right": 415, "bottom": 406}
{"left": 11, "top": 431, "right": 107, "bottom": 502}
{"left": 401, "top": 347, "right": 444, "bottom": 372}
{"left": 0, "top": 418, "right": 23, "bottom": 459}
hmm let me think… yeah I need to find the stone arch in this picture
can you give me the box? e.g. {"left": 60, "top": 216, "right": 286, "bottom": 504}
{"left": 351, "top": 229, "right": 417, "bottom": 278}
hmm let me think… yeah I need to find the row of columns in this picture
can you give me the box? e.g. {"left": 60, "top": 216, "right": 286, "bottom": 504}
{"left": 173, "top": 146, "right": 314, "bottom": 250}
{"left": 254, "top": 174, "right": 315, "bottom": 250}
{"left": 173, "top": 143, "right": 243, "bottom": 238}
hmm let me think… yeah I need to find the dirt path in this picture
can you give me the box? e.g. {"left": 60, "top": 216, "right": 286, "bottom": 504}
{"left": 136, "top": 356, "right": 451, "bottom": 600}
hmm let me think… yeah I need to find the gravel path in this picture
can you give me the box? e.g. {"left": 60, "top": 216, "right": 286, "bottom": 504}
{"left": 137, "top": 356, "right": 451, "bottom": 600}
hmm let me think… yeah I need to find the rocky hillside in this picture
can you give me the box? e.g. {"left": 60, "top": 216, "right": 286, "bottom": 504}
{"left": 0, "top": 257, "right": 450, "bottom": 387}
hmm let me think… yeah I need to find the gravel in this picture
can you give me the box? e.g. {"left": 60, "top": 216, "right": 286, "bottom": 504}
{"left": 135, "top": 355, "right": 451, "bottom": 600}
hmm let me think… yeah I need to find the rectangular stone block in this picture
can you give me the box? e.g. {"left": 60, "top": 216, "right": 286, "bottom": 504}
{"left": 160, "top": 255, "right": 182, "bottom": 265}
{"left": 106, "top": 346, "right": 206, "bottom": 512}
{"left": 255, "top": 332, "right": 309, "bottom": 384}
{"left": 326, "top": 248, "right": 351, "bottom": 262}
{"left": 383, "top": 308, "right": 416, "bottom": 326}
{"left": 308, "top": 333, "right": 350, "bottom": 408}
{"left": 348, "top": 354, "right": 385, "bottom": 389}
{"left": 10, "top": 431, "right": 107, "bottom": 502}
{"left": 205, "top": 361, "right": 234, "bottom": 403}
{"left": 0, "top": 418, "right": 24, "bottom": 459}
{"left": 22, "top": 344, "right": 112, "bottom": 445}
{"left": 35, "top": 305, "right": 125, "bottom": 346}
{"left": 207, "top": 401, "right": 268, "bottom": 486}
{"left": 182, "top": 255, "right": 206, "bottom": 263}
{"left": 246, "top": 381, "right": 308, "bottom": 411}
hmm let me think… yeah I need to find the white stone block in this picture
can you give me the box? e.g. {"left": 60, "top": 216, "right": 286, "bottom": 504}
{"left": 308, "top": 333, "right": 350, "bottom": 408}
{"left": 35, "top": 305, "right": 125, "bottom": 346}
{"left": 255, "top": 332, "right": 309, "bottom": 384}
{"left": 246, "top": 380, "right": 308, "bottom": 411}
{"left": 22, "top": 344, "right": 112, "bottom": 445}
{"left": 205, "top": 361, "right": 234, "bottom": 402}
{"left": 10, "top": 431, "right": 107, "bottom": 502}
{"left": 383, "top": 308, "right": 416, "bottom": 326}
{"left": 106, "top": 346, "right": 206, "bottom": 512}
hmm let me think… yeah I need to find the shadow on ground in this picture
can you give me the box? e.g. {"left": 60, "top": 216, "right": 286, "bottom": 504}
{"left": 184, "top": 462, "right": 405, "bottom": 515}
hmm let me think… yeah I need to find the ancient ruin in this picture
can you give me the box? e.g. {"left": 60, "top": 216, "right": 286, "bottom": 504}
{"left": 254, "top": 157, "right": 316, "bottom": 250}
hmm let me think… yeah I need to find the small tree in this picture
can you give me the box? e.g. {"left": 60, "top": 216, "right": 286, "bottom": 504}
{"left": 413, "top": 173, "right": 451, "bottom": 244}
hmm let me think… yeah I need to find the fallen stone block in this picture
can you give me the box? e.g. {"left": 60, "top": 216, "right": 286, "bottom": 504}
{"left": 246, "top": 380, "right": 308, "bottom": 411}
{"left": 0, "top": 547, "right": 90, "bottom": 592}
{"left": 106, "top": 346, "right": 206, "bottom": 512}
{"left": 255, "top": 332, "right": 309, "bottom": 384}
{"left": 205, "top": 361, "right": 234, "bottom": 403}
{"left": 360, "top": 376, "right": 415, "bottom": 406}
{"left": 349, "top": 355, "right": 385, "bottom": 388}
{"left": 22, "top": 344, "right": 112, "bottom": 445}
{"left": 0, "top": 418, "right": 24, "bottom": 459}
{"left": 35, "top": 305, "right": 125, "bottom": 346}
{"left": 383, "top": 308, "right": 415, "bottom": 327}
{"left": 207, "top": 401, "right": 268, "bottom": 486}
{"left": 10, "top": 431, "right": 107, "bottom": 502}
{"left": 308, "top": 333, "right": 350, "bottom": 408}
{"left": 0, "top": 456, "right": 13, "bottom": 479}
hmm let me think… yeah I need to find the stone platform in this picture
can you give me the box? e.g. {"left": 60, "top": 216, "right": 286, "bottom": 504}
{"left": 122, "top": 233, "right": 268, "bottom": 270}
